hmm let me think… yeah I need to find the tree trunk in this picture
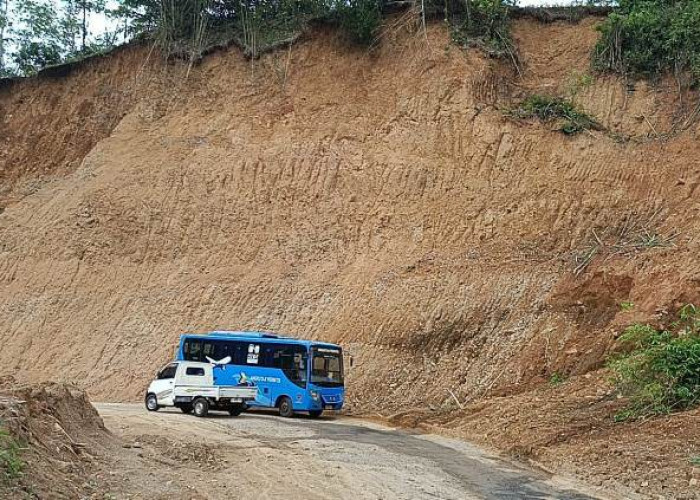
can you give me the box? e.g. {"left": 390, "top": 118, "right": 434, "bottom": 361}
{"left": 81, "top": 0, "right": 87, "bottom": 51}
{"left": 0, "top": 0, "right": 7, "bottom": 75}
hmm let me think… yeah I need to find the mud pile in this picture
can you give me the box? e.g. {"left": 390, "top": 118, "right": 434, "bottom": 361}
{"left": 0, "top": 381, "right": 112, "bottom": 499}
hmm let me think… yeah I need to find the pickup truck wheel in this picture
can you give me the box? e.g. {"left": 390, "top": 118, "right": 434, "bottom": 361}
{"left": 278, "top": 396, "right": 294, "bottom": 418}
{"left": 180, "top": 404, "right": 193, "bottom": 414}
{"left": 228, "top": 405, "right": 243, "bottom": 417}
{"left": 192, "top": 397, "right": 209, "bottom": 418}
{"left": 308, "top": 410, "right": 323, "bottom": 418}
{"left": 145, "top": 393, "right": 159, "bottom": 412}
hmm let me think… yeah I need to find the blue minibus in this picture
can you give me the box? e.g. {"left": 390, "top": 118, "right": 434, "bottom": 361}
{"left": 175, "top": 331, "right": 345, "bottom": 417}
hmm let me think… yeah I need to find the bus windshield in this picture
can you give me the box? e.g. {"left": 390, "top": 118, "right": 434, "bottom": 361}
{"left": 310, "top": 346, "right": 344, "bottom": 387}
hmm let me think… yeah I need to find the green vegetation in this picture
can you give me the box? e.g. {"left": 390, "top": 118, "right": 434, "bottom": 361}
{"left": 609, "top": 304, "right": 700, "bottom": 421}
{"left": 564, "top": 70, "right": 594, "bottom": 99}
{"left": 1, "top": 0, "right": 524, "bottom": 77}
{"left": 509, "top": 95, "right": 601, "bottom": 135}
{"left": 549, "top": 372, "right": 566, "bottom": 386}
{"left": 620, "top": 301, "right": 634, "bottom": 312}
{"left": 447, "top": 0, "right": 516, "bottom": 56}
{"left": 1, "top": 0, "right": 116, "bottom": 76}
{"left": 0, "top": 425, "right": 23, "bottom": 484}
{"left": 0, "top": 1, "right": 8, "bottom": 76}
{"left": 0, "top": 0, "right": 383, "bottom": 76}
{"left": 690, "top": 455, "right": 700, "bottom": 466}
{"left": 335, "top": 0, "right": 381, "bottom": 46}
{"left": 594, "top": 0, "right": 700, "bottom": 83}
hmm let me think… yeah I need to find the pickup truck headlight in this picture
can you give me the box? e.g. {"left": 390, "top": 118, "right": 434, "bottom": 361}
{"left": 310, "top": 390, "right": 320, "bottom": 401}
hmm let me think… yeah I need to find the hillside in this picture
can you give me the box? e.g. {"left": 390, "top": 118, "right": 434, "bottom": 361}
{"left": 1, "top": 15, "right": 700, "bottom": 498}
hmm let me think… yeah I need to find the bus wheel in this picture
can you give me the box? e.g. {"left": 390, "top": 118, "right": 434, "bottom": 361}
{"left": 192, "top": 397, "right": 209, "bottom": 418}
{"left": 229, "top": 405, "right": 243, "bottom": 417}
{"left": 278, "top": 396, "right": 294, "bottom": 418}
{"left": 145, "top": 393, "right": 159, "bottom": 412}
{"left": 308, "top": 410, "right": 323, "bottom": 418}
{"left": 180, "top": 404, "right": 193, "bottom": 414}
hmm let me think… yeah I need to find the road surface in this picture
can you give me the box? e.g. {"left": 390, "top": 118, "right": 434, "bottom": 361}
{"left": 95, "top": 404, "right": 607, "bottom": 500}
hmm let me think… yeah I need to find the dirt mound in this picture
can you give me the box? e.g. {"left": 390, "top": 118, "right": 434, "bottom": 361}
{"left": 0, "top": 381, "right": 112, "bottom": 499}
{"left": 397, "top": 371, "right": 700, "bottom": 500}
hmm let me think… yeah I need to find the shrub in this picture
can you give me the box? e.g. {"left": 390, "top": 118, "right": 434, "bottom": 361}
{"left": 609, "top": 305, "right": 700, "bottom": 421}
{"left": 448, "top": 0, "right": 517, "bottom": 56}
{"left": 335, "top": 0, "right": 382, "bottom": 46}
{"left": 139, "top": 0, "right": 385, "bottom": 60}
{"left": 593, "top": 0, "right": 700, "bottom": 83}
{"left": 549, "top": 372, "right": 566, "bottom": 386}
{"left": 509, "top": 95, "right": 601, "bottom": 135}
{"left": 0, "top": 426, "right": 23, "bottom": 484}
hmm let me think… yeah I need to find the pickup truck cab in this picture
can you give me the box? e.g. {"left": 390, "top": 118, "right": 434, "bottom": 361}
{"left": 145, "top": 361, "right": 257, "bottom": 417}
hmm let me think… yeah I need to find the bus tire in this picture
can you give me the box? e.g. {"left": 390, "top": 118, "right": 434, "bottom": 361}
{"left": 308, "top": 410, "right": 323, "bottom": 418}
{"left": 278, "top": 396, "right": 294, "bottom": 418}
{"left": 145, "top": 393, "right": 159, "bottom": 412}
{"left": 192, "top": 397, "right": 209, "bottom": 418}
{"left": 180, "top": 404, "right": 193, "bottom": 414}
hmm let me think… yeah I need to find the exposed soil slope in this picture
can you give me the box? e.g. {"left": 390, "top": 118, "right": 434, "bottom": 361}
{"left": 0, "top": 381, "right": 112, "bottom": 499}
{"left": 3, "top": 18, "right": 696, "bottom": 403}
{"left": 0, "top": 44, "right": 166, "bottom": 209}
{"left": 390, "top": 371, "right": 700, "bottom": 500}
{"left": 1, "top": 16, "right": 700, "bottom": 499}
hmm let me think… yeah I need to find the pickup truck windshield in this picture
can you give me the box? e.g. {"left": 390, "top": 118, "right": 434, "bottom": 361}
{"left": 310, "top": 347, "right": 344, "bottom": 387}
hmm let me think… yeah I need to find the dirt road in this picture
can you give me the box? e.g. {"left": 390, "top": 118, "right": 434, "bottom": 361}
{"left": 95, "top": 404, "right": 607, "bottom": 500}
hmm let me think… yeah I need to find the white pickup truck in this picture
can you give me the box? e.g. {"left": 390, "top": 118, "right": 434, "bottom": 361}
{"left": 145, "top": 360, "right": 257, "bottom": 417}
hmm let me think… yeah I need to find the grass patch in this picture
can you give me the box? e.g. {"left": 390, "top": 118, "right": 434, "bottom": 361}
{"left": 690, "top": 455, "right": 700, "bottom": 466}
{"left": 508, "top": 95, "right": 601, "bottom": 135}
{"left": 549, "top": 372, "right": 566, "bottom": 386}
{"left": 620, "top": 301, "right": 635, "bottom": 312}
{"left": 0, "top": 425, "right": 23, "bottom": 484}
{"left": 609, "top": 304, "right": 700, "bottom": 421}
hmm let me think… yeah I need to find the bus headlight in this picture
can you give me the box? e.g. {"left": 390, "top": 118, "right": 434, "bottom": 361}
{"left": 310, "top": 390, "right": 320, "bottom": 401}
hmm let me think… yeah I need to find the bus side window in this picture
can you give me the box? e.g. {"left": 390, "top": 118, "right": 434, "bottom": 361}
{"left": 261, "top": 346, "right": 274, "bottom": 367}
{"left": 184, "top": 339, "right": 203, "bottom": 362}
{"left": 230, "top": 342, "right": 245, "bottom": 365}
{"left": 246, "top": 343, "right": 260, "bottom": 364}
{"left": 202, "top": 341, "right": 216, "bottom": 360}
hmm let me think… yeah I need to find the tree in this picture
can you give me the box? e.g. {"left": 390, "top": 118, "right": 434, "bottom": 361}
{"left": 77, "top": 0, "right": 106, "bottom": 51}
{"left": 108, "top": 0, "right": 160, "bottom": 40}
{"left": 12, "top": 0, "right": 63, "bottom": 75}
{"left": 0, "top": 0, "right": 9, "bottom": 76}
{"left": 59, "top": 0, "right": 81, "bottom": 54}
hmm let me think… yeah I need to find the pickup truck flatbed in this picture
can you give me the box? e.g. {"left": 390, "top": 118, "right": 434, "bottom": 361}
{"left": 145, "top": 361, "right": 257, "bottom": 417}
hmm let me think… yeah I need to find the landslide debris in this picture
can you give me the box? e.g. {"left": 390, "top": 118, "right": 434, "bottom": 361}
{"left": 0, "top": 380, "right": 112, "bottom": 499}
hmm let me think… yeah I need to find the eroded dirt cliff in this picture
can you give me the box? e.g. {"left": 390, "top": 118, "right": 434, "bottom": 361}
{"left": 1, "top": 16, "right": 700, "bottom": 497}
